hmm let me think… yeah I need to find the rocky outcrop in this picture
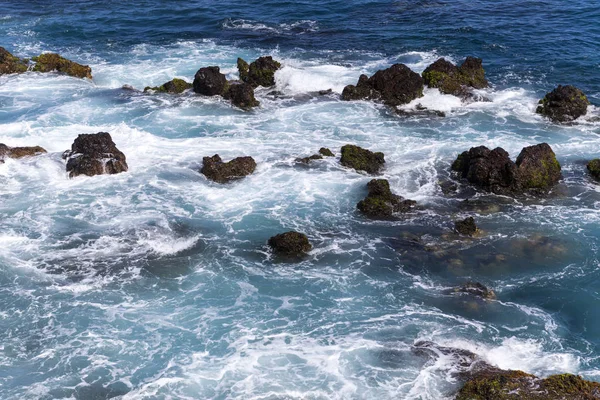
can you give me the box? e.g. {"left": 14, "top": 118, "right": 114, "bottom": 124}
{"left": 357, "top": 179, "right": 416, "bottom": 218}
{"left": 144, "top": 78, "right": 192, "bottom": 94}
{"left": 536, "top": 85, "right": 590, "bottom": 123}
{"left": 452, "top": 282, "right": 495, "bottom": 300}
{"left": 200, "top": 154, "right": 256, "bottom": 183}
{"left": 268, "top": 231, "right": 312, "bottom": 256}
{"left": 193, "top": 66, "right": 228, "bottom": 96}
{"left": 63, "top": 132, "right": 128, "bottom": 178}
{"left": 237, "top": 56, "right": 281, "bottom": 88}
{"left": 340, "top": 145, "right": 385, "bottom": 174}
{"left": 223, "top": 82, "right": 260, "bottom": 109}
{"left": 0, "top": 144, "right": 47, "bottom": 160}
{"left": 319, "top": 148, "right": 334, "bottom": 157}
{"left": 451, "top": 143, "right": 561, "bottom": 194}
{"left": 342, "top": 64, "right": 424, "bottom": 106}
{"left": 588, "top": 159, "right": 600, "bottom": 180}
{"left": 296, "top": 154, "right": 323, "bottom": 164}
{"left": 0, "top": 47, "right": 28, "bottom": 75}
{"left": 422, "top": 56, "right": 488, "bottom": 97}
{"left": 455, "top": 217, "right": 477, "bottom": 236}
{"left": 31, "top": 53, "right": 92, "bottom": 79}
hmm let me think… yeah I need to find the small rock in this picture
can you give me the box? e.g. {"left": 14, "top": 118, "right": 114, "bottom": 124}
{"left": 439, "top": 180, "right": 458, "bottom": 195}
{"left": 295, "top": 154, "right": 323, "bottom": 164}
{"left": 193, "top": 66, "right": 228, "bottom": 96}
{"left": 237, "top": 56, "right": 281, "bottom": 88}
{"left": 144, "top": 78, "right": 192, "bottom": 94}
{"left": 223, "top": 81, "right": 260, "bottom": 109}
{"left": 536, "top": 85, "right": 590, "bottom": 123}
{"left": 268, "top": 231, "right": 312, "bottom": 256}
{"left": 31, "top": 53, "right": 92, "bottom": 79}
{"left": 0, "top": 144, "right": 47, "bottom": 160}
{"left": 319, "top": 147, "right": 334, "bottom": 157}
{"left": 454, "top": 217, "right": 477, "bottom": 236}
{"left": 357, "top": 179, "right": 416, "bottom": 218}
{"left": 200, "top": 154, "right": 256, "bottom": 183}
{"left": 587, "top": 159, "right": 600, "bottom": 180}
{"left": 0, "top": 47, "right": 28, "bottom": 75}
{"left": 340, "top": 144, "right": 385, "bottom": 174}
{"left": 63, "top": 132, "right": 128, "bottom": 178}
{"left": 453, "top": 282, "right": 495, "bottom": 300}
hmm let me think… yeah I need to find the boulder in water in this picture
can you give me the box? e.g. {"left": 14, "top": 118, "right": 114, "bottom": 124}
{"left": 536, "top": 85, "right": 590, "bottom": 123}
{"left": 357, "top": 179, "right": 416, "bottom": 218}
{"left": 453, "top": 282, "right": 495, "bottom": 300}
{"left": 144, "top": 78, "right": 192, "bottom": 94}
{"left": 0, "top": 47, "right": 28, "bottom": 75}
{"left": 63, "top": 132, "right": 128, "bottom": 178}
{"left": 200, "top": 154, "right": 256, "bottom": 183}
{"left": 223, "top": 81, "right": 260, "bottom": 109}
{"left": 193, "top": 66, "right": 228, "bottom": 96}
{"left": 340, "top": 144, "right": 385, "bottom": 174}
{"left": 587, "top": 159, "right": 600, "bottom": 180}
{"left": 295, "top": 154, "right": 323, "bottom": 164}
{"left": 31, "top": 53, "right": 92, "bottom": 79}
{"left": 515, "top": 143, "right": 562, "bottom": 190}
{"left": 454, "top": 217, "right": 477, "bottom": 236}
{"left": 237, "top": 56, "right": 281, "bottom": 88}
{"left": 319, "top": 147, "right": 334, "bottom": 157}
{"left": 0, "top": 144, "right": 47, "bottom": 160}
{"left": 268, "top": 231, "right": 312, "bottom": 256}
{"left": 422, "top": 56, "right": 488, "bottom": 97}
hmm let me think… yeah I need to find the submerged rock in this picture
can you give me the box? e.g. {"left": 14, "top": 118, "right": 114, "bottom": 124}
{"left": 223, "top": 81, "right": 260, "bottom": 109}
{"left": 193, "top": 66, "right": 228, "bottom": 96}
{"left": 587, "top": 159, "right": 600, "bottom": 180}
{"left": 0, "top": 47, "right": 28, "bottom": 75}
{"left": 536, "top": 85, "right": 590, "bottom": 123}
{"left": 454, "top": 217, "right": 477, "bottom": 236}
{"left": 268, "top": 231, "right": 312, "bottom": 256}
{"left": 63, "top": 132, "right": 128, "bottom": 178}
{"left": 237, "top": 56, "right": 281, "bottom": 88}
{"left": 144, "top": 78, "right": 192, "bottom": 94}
{"left": 340, "top": 144, "right": 385, "bottom": 174}
{"left": 31, "top": 53, "right": 92, "bottom": 79}
{"left": 342, "top": 64, "right": 424, "bottom": 106}
{"left": 357, "top": 179, "right": 416, "bottom": 218}
{"left": 453, "top": 282, "right": 496, "bottom": 300}
{"left": 200, "top": 154, "right": 256, "bottom": 183}
{"left": 0, "top": 144, "right": 47, "bottom": 160}
{"left": 422, "top": 56, "right": 488, "bottom": 97}
{"left": 295, "top": 154, "right": 323, "bottom": 164}
{"left": 319, "top": 148, "right": 334, "bottom": 157}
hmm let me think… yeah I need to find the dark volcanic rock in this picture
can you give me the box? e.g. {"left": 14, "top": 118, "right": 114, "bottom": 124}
{"left": 319, "top": 148, "right": 334, "bottom": 157}
{"left": 455, "top": 217, "right": 477, "bottom": 236}
{"left": 296, "top": 154, "right": 323, "bottom": 164}
{"left": 63, "top": 132, "right": 128, "bottom": 178}
{"left": 223, "top": 82, "right": 260, "bottom": 109}
{"left": 515, "top": 143, "right": 562, "bottom": 190}
{"left": 536, "top": 85, "right": 590, "bottom": 123}
{"left": 422, "top": 56, "right": 488, "bottom": 97}
{"left": 588, "top": 159, "right": 600, "bottom": 180}
{"left": 237, "top": 56, "right": 281, "bottom": 88}
{"left": 0, "top": 144, "right": 47, "bottom": 160}
{"left": 200, "top": 154, "right": 256, "bottom": 183}
{"left": 32, "top": 53, "right": 92, "bottom": 79}
{"left": 340, "top": 144, "right": 385, "bottom": 174}
{"left": 342, "top": 64, "right": 424, "bottom": 106}
{"left": 357, "top": 179, "right": 416, "bottom": 218}
{"left": 268, "top": 231, "right": 312, "bottom": 256}
{"left": 193, "top": 66, "right": 228, "bottom": 96}
{"left": 453, "top": 282, "right": 495, "bottom": 300}
{"left": 0, "top": 47, "right": 28, "bottom": 75}
{"left": 144, "top": 78, "right": 192, "bottom": 94}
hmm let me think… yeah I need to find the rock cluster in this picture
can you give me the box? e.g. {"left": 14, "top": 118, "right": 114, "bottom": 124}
{"left": 536, "top": 85, "right": 590, "bottom": 123}
{"left": 0, "top": 47, "right": 92, "bottom": 79}
{"left": 268, "top": 231, "right": 312, "bottom": 256}
{"left": 0, "top": 47, "right": 28, "bottom": 74}
{"left": 340, "top": 144, "right": 385, "bottom": 174}
{"left": 357, "top": 179, "right": 416, "bottom": 218}
{"left": 421, "top": 56, "right": 488, "bottom": 97}
{"left": 63, "top": 132, "right": 128, "bottom": 178}
{"left": 200, "top": 154, "right": 257, "bottom": 183}
{"left": 193, "top": 65, "right": 259, "bottom": 109}
{"left": 237, "top": 56, "right": 281, "bottom": 88}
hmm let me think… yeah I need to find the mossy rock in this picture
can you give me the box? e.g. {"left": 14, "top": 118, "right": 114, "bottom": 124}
{"left": 268, "top": 231, "right": 312, "bottom": 256}
{"left": 31, "top": 53, "right": 92, "bottom": 79}
{"left": 536, "top": 85, "right": 590, "bottom": 123}
{"left": 340, "top": 144, "right": 385, "bottom": 174}
{"left": 237, "top": 56, "right": 281, "bottom": 88}
{"left": 0, "top": 144, "right": 47, "bottom": 159}
{"left": 422, "top": 56, "right": 488, "bottom": 96}
{"left": 515, "top": 143, "right": 561, "bottom": 190}
{"left": 587, "top": 159, "right": 600, "bottom": 180}
{"left": 144, "top": 78, "right": 192, "bottom": 94}
{"left": 356, "top": 178, "right": 416, "bottom": 218}
{"left": 319, "top": 147, "right": 334, "bottom": 157}
{"left": 0, "top": 47, "right": 28, "bottom": 75}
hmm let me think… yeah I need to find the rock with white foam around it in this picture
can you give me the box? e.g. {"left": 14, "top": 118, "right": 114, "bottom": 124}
{"left": 63, "top": 132, "right": 128, "bottom": 178}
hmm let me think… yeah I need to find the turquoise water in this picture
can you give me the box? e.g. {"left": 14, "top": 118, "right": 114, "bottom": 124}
{"left": 1, "top": 1, "right": 600, "bottom": 399}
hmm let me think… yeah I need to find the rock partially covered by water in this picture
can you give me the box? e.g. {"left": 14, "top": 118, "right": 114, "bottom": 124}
{"left": 268, "top": 231, "right": 312, "bottom": 256}
{"left": 223, "top": 82, "right": 260, "bottom": 109}
{"left": 144, "top": 78, "right": 192, "bottom": 94}
{"left": 451, "top": 143, "right": 561, "bottom": 194}
{"left": 422, "top": 56, "right": 488, "bottom": 97}
{"left": 193, "top": 66, "right": 228, "bottom": 96}
{"left": 0, "top": 144, "right": 47, "bottom": 160}
{"left": 319, "top": 148, "right": 334, "bottom": 157}
{"left": 296, "top": 154, "right": 323, "bottom": 164}
{"left": 453, "top": 282, "right": 495, "bottom": 300}
{"left": 357, "top": 179, "right": 416, "bottom": 218}
{"left": 536, "top": 85, "right": 590, "bottom": 123}
{"left": 0, "top": 47, "right": 28, "bottom": 75}
{"left": 63, "top": 132, "right": 128, "bottom": 178}
{"left": 200, "top": 154, "right": 256, "bottom": 183}
{"left": 237, "top": 56, "right": 281, "bottom": 88}
{"left": 455, "top": 217, "right": 477, "bottom": 236}
{"left": 587, "top": 159, "right": 600, "bottom": 180}
{"left": 340, "top": 144, "right": 385, "bottom": 174}
{"left": 31, "top": 53, "right": 92, "bottom": 79}
{"left": 342, "top": 64, "right": 424, "bottom": 106}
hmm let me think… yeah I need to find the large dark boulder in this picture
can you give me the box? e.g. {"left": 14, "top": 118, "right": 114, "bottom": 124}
{"left": 200, "top": 154, "right": 256, "bottom": 183}
{"left": 268, "top": 231, "right": 312, "bottom": 256}
{"left": 342, "top": 64, "right": 424, "bottom": 106}
{"left": 340, "top": 144, "right": 385, "bottom": 174}
{"left": 237, "top": 56, "right": 281, "bottom": 88}
{"left": 63, "top": 132, "right": 128, "bottom": 178}
{"left": 31, "top": 53, "right": 92, "bottom": 79}
{"left": 0, "top": 144, "right": 47, "bottom": 160}
{"left": 515, "top": 143, "right": 562, "bottom": 190}
{"left": 357, "top": 179, "right": 416, "bottom": 218}
{"left": 536, "top": 85, "right": 590, "bottom": 123}
{"left": 193, "top": 66, "right": 228, "bottom": 96}
{"left": 588, "top": 159, "right": 600, "bottom": 180}
{"left": 223, "top": 82, "right": 260, "bottom": 109}
{"left": 144, "top": 78, "right": 192, "bottom": 94}
{"left": 422, "top": 56, "right": 488, "bottom": 97}
{"left": 0, "top": 47, "right": 28, "bottom": 75}
{"left": 455, "top": 217, "right": 477, "bottom": 236}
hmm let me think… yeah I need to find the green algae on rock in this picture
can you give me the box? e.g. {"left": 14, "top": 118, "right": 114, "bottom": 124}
{"left": 422, "top": 56, "right": 488, "bottom": 97}
{"left": 536, "top": 85, "right": 590, "bottom": 123}
{"left": 237, "top": 56, "right": 281, "bottom": 88}
{"left": 268, "top": 231, "right": 312, "bottom": 256}
{"left": 144, "top": 78, "right": 192, "bottom": 94}
{"left": 0, "top": 47, "right": 28, "bottom": 75}
{"left": 587, "top": 159, "right": 600, "bottom": 180}
{"left": 357, "top": 179, "right": 416, "bottom": 218}
{"left": 32, "top": 53, "right": 92, "bottom": 79}
{"left": 340, "top": 144, "right": 385, "bottom": 174}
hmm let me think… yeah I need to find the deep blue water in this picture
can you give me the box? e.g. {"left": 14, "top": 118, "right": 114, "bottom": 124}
{"left": 1, "top": 1, "right": 600, "bottom": 399}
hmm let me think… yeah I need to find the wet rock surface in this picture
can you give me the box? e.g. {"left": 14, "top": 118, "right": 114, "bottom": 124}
{"left": 422, "top": 56, "right": 488, "bottom": 97}
{"left": 588, "top": 159, "right": 600, "bottom": 180}
{"left": 223, "top": 81, "right": 260, "bottom": 109}
{"left": 340, "top": 144, "right": 385, "bottom": 174}
{"left": 357, "top": 179, "right": 416, "bottom": 218}
{"left": 144, "top": 78, "right": 192, "bottom": 94}
{"left": 268, "top": 231, "right": 312, "bottom": 256}
{"left": 536, "top": 85, "right": 590, "bottom": 123}
{"left": 452, "top": 282, "right": 496, "bottom": 300}
{"left": 200, "top": 154, "right": 257, "bottom": 183}
{"left": 32, "top": 53, "right": 92, "bottom": 79}
{"left": 237, "top": 56, "right": 281, "bottom": 88}
{"left": 454, "top": 217, "right": 477, "bottom": 236}
{"left": 0, "top": 144, "right": 47, "bottom": 160}
{"left": 193, "top": 66, "right": 228, "bottom": 96}
{"left": 63, "top": 132, "right": 128, "bottom": 178}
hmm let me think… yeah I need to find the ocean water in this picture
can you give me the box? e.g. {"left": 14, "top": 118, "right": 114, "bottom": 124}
{"left": 1, "top": 1, "right": 600, "bottom": 399}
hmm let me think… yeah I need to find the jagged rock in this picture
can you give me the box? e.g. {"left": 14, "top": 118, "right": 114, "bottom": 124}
{"left": 200, "top": 154, "right": 256, "bottom": 183}
{"left": 340, "top": 144, "right": 385, "bottom": 174}
{"left": 319, "top": 148, "right": 334, "bottom": 157}
{"left": 144, "top": 78, "right": 192, "bottom": 94}
{"left": 422, "top": 56, "right": 488, "bottom": 97}
{"left": 0, "top": 144, "right": 47, "bottom": 160}
{"left": 237, "top": 56, "right": 281, "bottom": 88}
{"left": 341, "top": 64, "right": 424, "bottom": 106}
{"left": 296, "top": 154, "right": 323, "bottom": 164}
{"left": 536, "top": 85, "right": 590, "bottom": 123}
{"left": 63, "top": 132, "right": 128, "bottom": 178}
{"left": 0, "top": 47, "right": 28, "bottom": 75}
{"left": 451, "top": 143, "right": 561, "bottom": 194}
{"left": 31, "top": 53, "right": 92, "bottom": 79}
{"left": 193, "top": 66, "right": 228, "bottom": 96}
{"left": 223, "top": 81, "right": 259, "bottom": 109}
{"left": 357, "top": 179, "right": 416, "bottom": 218}
{"left": 268, "top": 231, "right": 312, "bottom": 256}
{"left": 455, "top": 217, "right": 477, "bottom": 236}
{"left": 453, "top": 282, "right": 495, "bottom": 300}
{"left": 588, "top": 159, "right": 600, "bottom": 180}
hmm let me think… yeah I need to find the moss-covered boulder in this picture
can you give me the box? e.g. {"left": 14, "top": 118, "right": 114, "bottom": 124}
{"left": 144, "top": 78, "right": 192, "bottom": 94}
{"left": 340, "top": 144, "right": 385, "bottom": 174}
{"left": 31, "top": 53, "right": 92, "bottom": 79}
{"left": 536, "top": 85, "right": 590, "bottom": 123}
{"left": 357, "top": 179, "right": 416, "bottom": 218}
{"left": 193, "top": 66, "right": 228, "bottom": 96}
{"left": 237, "top": 56, "right": 281, "bottom": 88}
{"left": 455, "top": 217, "right": 477, "bottom": 236}
{"left": 223, "top": 82, "right": 260, "bottom": 109}
{"left": 342, "top": 64, "right": 424, "bottom": 106}
{"left": 268, "top": 231, "right": 312, "bottom": 256}
{"left": 587, "top": 159, "right": 600, "bottom": 180}
{"left": 200, "top": 154, "right": 256, "bottom": 183}
{"left": 0, "top": 47, "right": 28, "bottom": 75}
{"left": 515, "top": 143, "right": 562, "bottom": 191}
{"left": 63, "top": 132, "right": 128, "bottom": 178}
{"left": 319, "top": 148, "right": 334, "bottom": 157}
{"left": 0, "top": 144, "right": 47, "bottom": 160}
{"left": 422, "top": 56, "right": 488, "bottom": 97}
{"left": 453, "top": 282, "right": 495, "bottom": 300}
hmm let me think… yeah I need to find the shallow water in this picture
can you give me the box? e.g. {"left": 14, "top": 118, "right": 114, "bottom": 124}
{"left": 1, "top": 1, "right": 600, "bottom": 399}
